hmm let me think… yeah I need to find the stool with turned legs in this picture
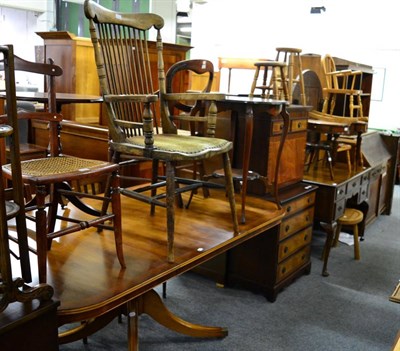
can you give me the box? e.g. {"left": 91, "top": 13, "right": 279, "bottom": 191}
{"left": 249, "top": 61, "right": 289, "bottom": 100}
{"left": 275, "top": 47, "right": 306, "bottom": 105}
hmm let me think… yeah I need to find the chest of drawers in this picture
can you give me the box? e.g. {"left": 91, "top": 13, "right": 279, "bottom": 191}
{"left": 263, "top": 183, "right": 316, "bottom": 301}
{"left": 192, "top": 182, "right": 317, "bottom": 302}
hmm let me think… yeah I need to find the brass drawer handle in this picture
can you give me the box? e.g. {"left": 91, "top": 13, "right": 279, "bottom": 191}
{"left": 301, "top": 254, "right": 306, "bottom": 260}
{"left": 304, "top": 235, "right": 308, "bottom": 241}
{"left": 285, "top": 225, "right": 290, "bottom": 232}
{"left": 283, "top": 246, "right": 288, "bottom": 254}
{"left": 305, "top": 215, "right": 310, "bottom": 222}
{"left": 281, "top": 267, "right": 286, "bottom": 274}
{"left": 297, "top": 122, "right": 302, "bottom": 128}
{"left": 286, "top": 205, "right": 292, "bottom": 213}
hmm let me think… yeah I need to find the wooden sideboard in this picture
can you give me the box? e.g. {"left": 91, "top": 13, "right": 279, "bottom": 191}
{"left": 36, "top": 31, "right": 101, "bottom": 124}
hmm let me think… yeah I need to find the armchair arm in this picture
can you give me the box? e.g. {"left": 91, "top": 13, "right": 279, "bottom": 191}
{"left": 162, "top": 92, "right": 225, "bottom": 102}
{"left": 104, "top": 94, "right": 158, "bottom": 103}
{"left": 162, "top": 92, "right": 226, "bottom": 137}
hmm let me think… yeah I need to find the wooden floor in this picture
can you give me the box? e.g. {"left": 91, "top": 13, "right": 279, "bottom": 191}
{"left": 9, "top": 188, "right": 284, "bottom": 327}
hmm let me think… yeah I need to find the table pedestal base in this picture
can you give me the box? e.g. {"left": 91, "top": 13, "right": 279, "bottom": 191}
{"left": 59, "top": 289, "right": 227, "bottom": 350}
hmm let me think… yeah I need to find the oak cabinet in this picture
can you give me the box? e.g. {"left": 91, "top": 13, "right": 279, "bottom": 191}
{"left": 36, "top": 31, "right": 101, "bottom": 124}
{"left": 36, "top": 31, "right": 191, "bottom": 125}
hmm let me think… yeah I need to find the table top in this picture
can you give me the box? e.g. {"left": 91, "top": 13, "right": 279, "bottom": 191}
{"left": 223, "top": 94, "right": 288, "bottom": 106}
{"left": 0, "top": 91, "right": 102, "bottom": 104}
{"left": 303, "top": 162, "right": 370, "bottom": 187}
{"left": 308, "top": 119, "right": 350, "bottom": 134}
{"left": 10, "top": 190, "right": 283, "bottom": 325}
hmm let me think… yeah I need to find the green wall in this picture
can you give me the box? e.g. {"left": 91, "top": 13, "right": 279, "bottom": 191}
{"left": 57, "top": 0, "right": 150, "bottom": 38}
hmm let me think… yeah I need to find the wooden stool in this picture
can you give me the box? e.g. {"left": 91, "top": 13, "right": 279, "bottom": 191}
{"left": 249, "top": 61, "right": 289, "bottom": 100}
{"left": 275, "top": 47, "right": 306, "bottom": 105}
{"left": 333, "top": 208, "right": 363, "bottom": 260}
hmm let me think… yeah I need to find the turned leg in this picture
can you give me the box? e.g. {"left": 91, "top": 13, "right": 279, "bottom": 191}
{"left": 320, "top": 221, "right": 337, "bottom": 277}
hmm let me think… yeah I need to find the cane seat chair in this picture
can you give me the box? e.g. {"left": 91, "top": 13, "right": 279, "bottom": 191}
{"left": 84, "top": 0, "right": 238, "bottom": 263}
{"left": 0, "top": 46, "right": 125, "bottom": 283}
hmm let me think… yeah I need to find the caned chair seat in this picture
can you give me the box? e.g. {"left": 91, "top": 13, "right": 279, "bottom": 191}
{"left": 3, "top": 156, "right": 115, "bottom": 182}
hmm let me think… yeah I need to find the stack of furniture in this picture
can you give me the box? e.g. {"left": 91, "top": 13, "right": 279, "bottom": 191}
{"left": 193, "top": 54, "right": 317, "bottom": 301}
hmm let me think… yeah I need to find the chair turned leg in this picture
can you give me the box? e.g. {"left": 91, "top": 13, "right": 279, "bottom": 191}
{"left": 325, "top": 149, "right": 334, "bottom": 180}
{"left": 35, "top": 185, "right": 48, "bottom": 284}
{"left": 250, "top": 66, "right": 261, "bottom": 97}
{"left": 165, "top": 161, "right": 176, "bottom": 263}
{"left": 110, "top": 171, "right": 126, "bottom": 268}
{"left": 353, "top": 224, "right": 360, "bottom": 260}
{"left": 346, "top": 149, "right": 352, "bottom": 173}
{"left": 222, "top": 152, "right": 239, "bottom": 235}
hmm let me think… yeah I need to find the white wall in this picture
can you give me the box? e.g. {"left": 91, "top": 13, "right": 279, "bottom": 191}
{"left": 0, "top": 2, "right": 54, "bottom": 88}
{"left": 1, "top": 0, "right": 398, "bottom": 131}
{"left": 190, "top": 0, "right": 400, "bottom": 131}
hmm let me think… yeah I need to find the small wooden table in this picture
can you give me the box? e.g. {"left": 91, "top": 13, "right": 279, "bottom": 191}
{"left": 307, "top": 118, "right": 368, "bottom": 169}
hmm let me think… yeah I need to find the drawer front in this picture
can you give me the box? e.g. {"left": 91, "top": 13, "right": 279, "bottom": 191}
{"left": 272, "top": 120, "right": 284, "bottom": 135}
{"left": 283, "top": 192, "right": 315, "bottom": 216}
{"left": 280, "top": 207, "right": 314, "bottom": 241}
{"left": 278, "top": 226, "right": 312, "bottom": 262}
{"left": 370, "top": 166, "right": 382, "bottom": 181}
{"left": 360, "top": 171, "right": 370, "bottom": 185}
{"left": 334, "top": 198, "right": 346, "bottom": 220}
{"left": 335, "top": 183, "right": 347, "bottom": 201}
{"left": 277, "top": 246, "right": 310, "bottom": 282}
{"left": 290, "top": 118, "right": 308, "bottom": 132}
{"left": 358, "top": 183, "right": 369, "bottom": 203}
{"left": 346, "top": 176, "right": 362, "bottom": 198}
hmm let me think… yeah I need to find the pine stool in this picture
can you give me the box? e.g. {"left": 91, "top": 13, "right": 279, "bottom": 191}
{"left": 333, "top": 208, "right": 363, "bottom": 260}
{"left": 249, "top": 61, "right": 289, "bottom": 100}
{"left": 275, "top": 47, "right": 306, "bottom": 105}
